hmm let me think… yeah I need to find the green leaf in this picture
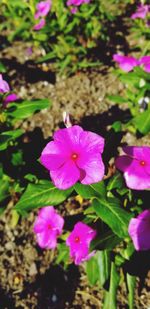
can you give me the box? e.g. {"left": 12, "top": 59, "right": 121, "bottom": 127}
{"left": 74, "top": 181, "right": 106, "bottom": 199}
{"left": 132, "top": 109, "right": 150, "bottom": 135}
{"left": 96, "top": 251, "right": 111, "bottom": 287}
{"left": 107, "top": 172, "right": 124, "bottom": 191}
{"left": 93, "top": 198, "right": 132, "bottom": 238}
{"left": 86, "top": 255, "right": 99, "bottom": 286}
{"left": 0, "top": 129, "right": 23, "bottom": 151}
{"left": 103, "top": 262, "right": 120, "bottom": 309}
{"left": 15, "top": 181, "right": 73, "bottom": 214}
{"left": 0, "top": 174, "right": 10, "bottom": 204}
{"left": 91, "top": 230, "right": 122, "bottom": 251}
{"left": 127, "top": 273, "right": 136, "bottom": 309}
{"left": 56, "top": 243, "right": 70, "bottom": 268}
{"left": 7, "top": 99, "right": 51, "bottom": 120}
{"left": 108, "top": 95, "right": 127, "bottom": 104}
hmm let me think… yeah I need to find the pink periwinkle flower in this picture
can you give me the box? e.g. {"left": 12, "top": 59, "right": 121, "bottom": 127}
{"left": 34, "top": 206, "right": 64, "bottom": 249}
{"left": 33, "top": 18, "right": 46, "bottom": 30}
{"left": 113, "top": 54, "right": 138, "bottom": 72}
{"left": 34, "top": 0, "right": 51, "bottom": 19}
{"left": 139, "top": 56, "right": 150, "bottom": 73}
{"left": 128, "top": 210, "right": 150, "bottom": 250}
{"left": 131, "top": 4, "right": 150, "bottom": 20}
{"left": 0, "top": 74, "right": 10, "bottom": 93}
{"left": 116, "top": 146, "right": 150, "bottom": 190}
{"left": 40, "top": 125, "right": 105, "bottom": 190}
{"left": 66, "top": 222, "right": 96, "bottom": 265}
{"left": 67, "top": 0, "right": 90, "bottom": 7}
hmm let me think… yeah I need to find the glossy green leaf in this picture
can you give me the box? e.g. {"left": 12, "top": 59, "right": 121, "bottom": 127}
{"left": 15, "top": 180, "right": 73, "bottom": 214}
{"left": 7, "top": 99, "right": 51, "bottom": 119}
{"left": 96, "top": 251, "right": 111, "bottom": 287}
{"left": 103, "top": 262, "right": 120, "bottom": 309}
{"left": 93, "top": 198, "right": 132, "bottom": 238}
{"left": 74, "top": 181, "right": 106, "bottom": 199}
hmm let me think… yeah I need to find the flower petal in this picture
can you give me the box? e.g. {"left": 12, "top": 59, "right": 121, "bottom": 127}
{"left": 79, "top": 154, "right": 105, "bottom": 185}
{"left": 50, "top": 160, "right": 80, "bottom": 189}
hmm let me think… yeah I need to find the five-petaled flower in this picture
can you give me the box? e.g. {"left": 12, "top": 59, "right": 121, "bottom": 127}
{"left": 116, "top": 146, "right": 150, "bottom": 190}
{"left": 66, "top": 222, "right": 96, "bottom": 265}
{"left": 40, "top": 125, "right": 105, "bottom": 190}
{"left": 33, "top": 206, "right": 64, "bottom": 249}
{"left": 0, "top": 74, "right": 10, "bottom": 93}
{"left": 128, "top": 210, "right": 150, "bottom": 250}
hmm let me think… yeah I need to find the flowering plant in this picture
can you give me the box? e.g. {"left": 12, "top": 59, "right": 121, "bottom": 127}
{"left": 14, "top": 116, "right": 150, "bottom": 308}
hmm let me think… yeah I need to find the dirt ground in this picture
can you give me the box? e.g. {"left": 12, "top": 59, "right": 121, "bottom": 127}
{"left": 0, "top": 37, "right": 150, "bottom": 308}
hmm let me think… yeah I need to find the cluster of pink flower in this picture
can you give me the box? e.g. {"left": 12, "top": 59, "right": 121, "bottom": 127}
{"left": 0, "top": 74, "right": 19, "bottom": 107}
{"left": 113, "top": 54, "right": 150, "bottom": 73}
{"left": 33, "top": 0, "right": 51, "bottom": 31}
{"left": 34, "top": 206, "right": 96, "bottom": 265}
{"left": 131, "top": 3, "right": 150, "bottom": 20}
{"left": 33, "top": 125, "right": 150, "bottom": 263}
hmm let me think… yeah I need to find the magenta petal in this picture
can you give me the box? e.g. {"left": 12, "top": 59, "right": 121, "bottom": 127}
{"left": 36, "top": 230, "right": 57, "bottom": 249}
{"left": 116, "top": 155, "right": 133, "bottom": 172}
{"left": 128, "top": 210, "right": 150, "bottom": 250}
{"left": 50, "top": 160, "right": 80, "bottom": 189}
{"left": 33, "top": 18, "right": 45, "bottom": 30}
{"left": 54, "top": 125, "right": 83, "bottom": 147}
{"left": 40, "top": 141, "right": 68, "bottom": 170}
{"left": 79, "top": 154, "right": 105, "bottom": 185}
{"left": 80, "top": 131, "right": 104, "bottom": 153}
{"left": 34, "top": 219, "right": 46, "bottom": 233}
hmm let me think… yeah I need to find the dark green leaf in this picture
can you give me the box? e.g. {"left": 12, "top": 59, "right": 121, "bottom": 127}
{"left": 91, "top": 230, "right": 122, "bottom": 251}
{"left": 103, "top": 262, "right": 120, "bottom": 309}
{"left": 74, "top": 181, "right": 106, "bottom": 199}
{"left": 96, "top": 251, "right": 111, "bottom": 287}
{"left": 107, "top": 172, "right": 124, "bottom": 191}
{"left": 93, "top": 198, "right": 132, "bottom": 238}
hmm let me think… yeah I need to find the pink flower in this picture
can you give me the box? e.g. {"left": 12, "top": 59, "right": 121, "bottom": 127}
{"left": 139, "top": 56, "right": 150, "bottom": 73}
{"left": 3, "top": 93, "right": 19, "bottom": 108}
{"left": 67, "top": 0, "right": 90, "bottom": 6}
{"left": 40, "top": 125, "right": 105, "bottom": 190}
{"left": 66, "top": 222, "right": 96, "bottom": 265}
{"left": 131, "top": 4, "right": 149, "bottom": 20}
{"left": 116, "top": 146, "right": 150, "bottom": 190}
{"left": 113, "top": 54, "right": 138, "bottom": 72}
{"left": 34, "top": 0, "right": 51, "bottom": 19}
{"left": 33, "top": 206, "right": 64, "bottom": 249}
{"left": 128, "top": 210, "right": 150, "bottom": 250}
{"left": 33, "top": 18, "right": 46, "bottom": 30}
{"left": 0, "top": 74, "right": 10, "bottom": 93}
